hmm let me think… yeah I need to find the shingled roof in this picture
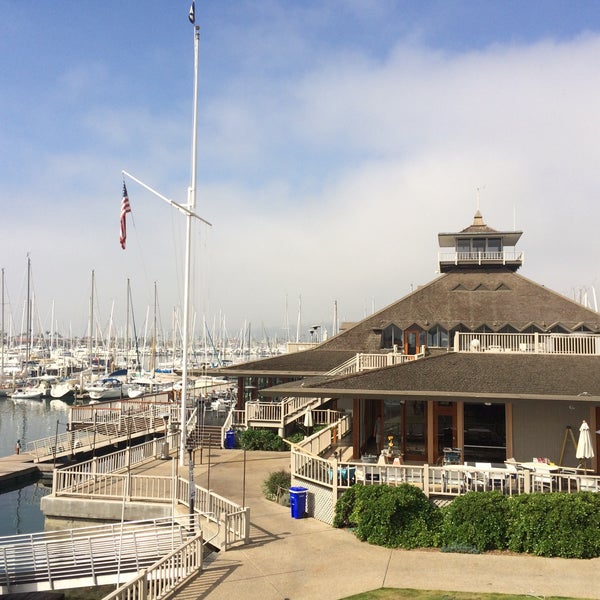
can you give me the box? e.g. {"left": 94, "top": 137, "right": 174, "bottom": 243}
{"left": 261, "top": 353, "right": 600, "bottom": 402}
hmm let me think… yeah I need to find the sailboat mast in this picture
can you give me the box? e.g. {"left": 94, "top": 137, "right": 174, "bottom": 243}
{"left": 1, "top": 268, "right": 4, "bottom": 378}
{"left": 25, "top": 255, "right": 31, "bottom": 373}
{"left": 180, "top": 23, "right": 201, "bottom": 465}
{"left": 89, "top": 270, "right": 94, "bottom": 372}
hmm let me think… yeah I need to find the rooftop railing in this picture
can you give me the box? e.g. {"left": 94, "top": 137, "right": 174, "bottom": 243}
{"left": 454, "top": 331, "right": 600, "bottom": 355}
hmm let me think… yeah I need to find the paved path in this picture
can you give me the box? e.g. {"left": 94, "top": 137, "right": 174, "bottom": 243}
{"left": 154, "top": 449, "right": 599, "bottom": 600}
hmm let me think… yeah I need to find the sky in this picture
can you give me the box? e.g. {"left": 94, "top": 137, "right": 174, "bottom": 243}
{"left": 2, "top": 0, "right": 600, "bottom": 346}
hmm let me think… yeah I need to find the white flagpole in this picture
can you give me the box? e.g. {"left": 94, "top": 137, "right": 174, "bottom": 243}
{"left": 180, "top": 23, "right": 201, "bottom": 466}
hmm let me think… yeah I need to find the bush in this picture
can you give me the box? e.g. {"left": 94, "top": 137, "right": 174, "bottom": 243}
{"left": 238, "top": 429, "right": 286, "bottom": 451}
{"left": 286, "top": 431, "right": 305, "bottom": 445}
{"left": 334, "top": 484, "right": 441, "bottom": 549}
{"left": 507, "top": 492, "right": 600, "bottom": 558}
{"left": 263, "top": 469, "right": 291, "bottom": 503}
{"left": 440, "top": 491, "right": 509, "bottom": 552}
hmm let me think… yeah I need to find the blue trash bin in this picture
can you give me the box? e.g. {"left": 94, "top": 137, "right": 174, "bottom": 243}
{"left": 289, "top": 486, "right": 308, "bottom": 519}
{"left": 224, "top": 429, "right": 235, "bottom": 449}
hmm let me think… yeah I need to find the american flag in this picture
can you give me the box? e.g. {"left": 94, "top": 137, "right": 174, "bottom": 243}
{"left": 189, "top": 2, "right": 195, "bottom": 24}
{"left": 119, "top": 183, "right": 131, "bottom": 250}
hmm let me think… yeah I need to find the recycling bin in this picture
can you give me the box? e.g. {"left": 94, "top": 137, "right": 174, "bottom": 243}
{"left": 224, "top": 429, "right": 235, "bottom": 449}
{"left": 289, "top": 486, "right": 308, "bottom": 519}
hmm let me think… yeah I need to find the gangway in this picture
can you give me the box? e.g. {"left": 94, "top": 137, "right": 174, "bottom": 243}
{"left": 25, "top": 403, "right": 181, "bottom": 463}
{"left": 0, "top": 516, "right": 197, "bottom": 594}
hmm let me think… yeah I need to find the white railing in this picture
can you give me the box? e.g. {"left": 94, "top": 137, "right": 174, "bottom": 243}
{"left": 290, "top": 449, "right": 600, "bottom": 498}
{"left": 292, "top": 413, "right": 351, "bottom": 457}
{"left": 52, "top": 450, "right": 249, "bottom": 549}
{"left": 327, "top": 351, "right": 425, "bottom": 377}
{"left": 438, "top": 250, "right": 524, "bottom": 266}
{"left": 0, "top": 517, "right": 192, "bottom": 594}
{"left": 454, "top": 331, "right": 600, "bottom": 355}
{"left": 101, "top": 531, "right": 204, "bottom": 600}
{"left": 26, "top": 405, "right": 179, "bottom": 462}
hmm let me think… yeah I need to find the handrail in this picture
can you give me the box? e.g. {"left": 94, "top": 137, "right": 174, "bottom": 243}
{"left": 26, "top": 403, "right": 180, "bottom": 462}
{"left": 0, "top": 517, "right": 192, "bottom": 594}
{"left": 101, "top": 531, "right": 204, "bottom": 600}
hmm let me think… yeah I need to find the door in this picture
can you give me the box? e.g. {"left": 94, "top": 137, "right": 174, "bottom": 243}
{"left": 434, "top": 402, "right": 458, "bottom": 464}
{"left": 404, "top": 328, "right": 421, "bottom": 355}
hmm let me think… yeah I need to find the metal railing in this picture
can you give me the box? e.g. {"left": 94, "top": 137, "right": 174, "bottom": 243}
{"left": 51, "top": 442, "right": 249, "bottom": 549}
{"left": 454, "top": 331, "right": 600, "bottom": 355}
{"left": 0, "top": 517, "right": 193, "bottom": 594}
{"left": 26, "top": 404, "right": 180, "bottom": 463}
{"left": 101, "top": 530, "right": 204, "bottom": 600}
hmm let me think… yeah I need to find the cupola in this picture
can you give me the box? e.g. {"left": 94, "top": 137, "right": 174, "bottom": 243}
{"left": 437, "top": 211, "right": 524, "bottom": 273}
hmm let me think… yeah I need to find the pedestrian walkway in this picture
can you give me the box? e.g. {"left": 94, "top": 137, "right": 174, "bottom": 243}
{"left": 161, "top": 449, "right": 599, "bottom": 600}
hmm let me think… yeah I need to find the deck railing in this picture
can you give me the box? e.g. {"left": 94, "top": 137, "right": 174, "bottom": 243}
{"left": 291, "top": 447, "right": 600, "bottom": 498}
{"left": 454, "top": 331, "right": 600, "bottom": 355}
{"left": 438, "top": 249, "right": 524, "bottom": 267}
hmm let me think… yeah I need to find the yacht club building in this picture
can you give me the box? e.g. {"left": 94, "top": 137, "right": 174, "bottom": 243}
{"left": 218, "top": 212, "right": 600, "bottom": 470}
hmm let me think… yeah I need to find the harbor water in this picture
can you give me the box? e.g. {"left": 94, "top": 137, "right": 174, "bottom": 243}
{"left": 0, "top": 397, "right": 72, "bottom": 536}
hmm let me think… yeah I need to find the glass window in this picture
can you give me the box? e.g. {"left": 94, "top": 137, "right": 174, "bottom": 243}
{"left": 457, "top": 238, "right": 471, "bottom": 252}
{"left": 427, "top": 325, "right": 449, "bottom": 348}
{"left": 381, "top": 324, "right": 403, "bottom": 349}
{"left": 463, "top": 403, "right": 506, "bottom": 462}
{"left": 405, "top": 400, "right": 426, "bottom": 457}
{"left": 473, "top": 238, "right": 486, "bottom": 253}
{"left": 487, "top": 238, "right": 502, "bottom": 252}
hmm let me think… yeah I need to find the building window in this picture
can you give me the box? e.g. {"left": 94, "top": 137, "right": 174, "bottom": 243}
{"left": 381, "top": 324, "right": 403, "bottom": 349}
{"left": 463, "top": 403, "right": 506, "bottom": 463}
{"left": 427, "top": 325, "right": 448, "bottom": 348}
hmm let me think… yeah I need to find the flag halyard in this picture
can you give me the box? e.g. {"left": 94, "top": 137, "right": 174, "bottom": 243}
{"left": 119, "top": 182, "right": 131, "bottom": 250}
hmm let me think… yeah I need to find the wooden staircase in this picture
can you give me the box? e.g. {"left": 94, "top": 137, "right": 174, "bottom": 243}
{"left": 186, "top": 424, "right": 223, "bottom": 449}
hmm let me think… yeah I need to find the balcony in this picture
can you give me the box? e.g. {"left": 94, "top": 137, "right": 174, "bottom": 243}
{"left": 438, "top": 250, "right": 524, "bottom": 272}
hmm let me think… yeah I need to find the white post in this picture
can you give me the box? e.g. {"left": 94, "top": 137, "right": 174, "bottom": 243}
{"left": 180, "top": 25, "right": 201, "bottom": 466}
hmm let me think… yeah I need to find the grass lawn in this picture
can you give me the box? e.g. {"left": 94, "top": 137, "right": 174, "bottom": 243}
{"left": 342, "top": 589, "right": 586, "bottom": 600}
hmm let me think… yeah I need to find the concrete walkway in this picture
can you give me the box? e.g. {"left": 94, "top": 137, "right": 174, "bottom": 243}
{"left": 159, "top": 449, "right": 599, "bottom": 600}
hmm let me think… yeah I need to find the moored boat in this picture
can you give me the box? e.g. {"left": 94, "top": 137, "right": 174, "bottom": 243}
{"left": 11, "top": 387, "right": 44, "bottom": 400}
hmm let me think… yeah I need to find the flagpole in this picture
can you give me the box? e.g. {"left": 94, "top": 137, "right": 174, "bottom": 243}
{"left": 180, "top": 23, "right": 201, "bottom": 466}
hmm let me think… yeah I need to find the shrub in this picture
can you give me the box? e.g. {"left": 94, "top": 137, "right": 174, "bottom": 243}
{"left": 238, "top": 429, "right": 286, "bottom": 451}
{"left": 334, "top": 484, "right": 441, "bottom": 549}
{"left": 440, "top": 491, "right": 509, "bottom": 552}
{"left": 263, "top": 469, "right": 291, "bottom": 503}
{"left": 507, "top": 492, "right": 600, "bottom": 558}
{"left": 286, "top": 431, "right": 305, "bottom": 445}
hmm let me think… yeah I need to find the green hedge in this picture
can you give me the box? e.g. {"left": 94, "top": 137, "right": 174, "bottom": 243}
{"left": 238, "top": 429, "right": 287, "bottom": 451}
{"left": 507, "top": 492, "right": 600, "bottom": 558}
{"left": 333, "top": 484, "right": 440, "bottom": 549}
{"left": 440, "top": 491, "right": 509, "bottom": 552}
{"left": 334, "top": 487, "right": 600, "bottom": 558}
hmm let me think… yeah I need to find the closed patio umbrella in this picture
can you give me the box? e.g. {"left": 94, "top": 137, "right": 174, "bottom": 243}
{"left": 303, "top": 409, "right": 314, "bottom": 431}
{"left": 576, "top": 420, "right": 594, "bottom": 472}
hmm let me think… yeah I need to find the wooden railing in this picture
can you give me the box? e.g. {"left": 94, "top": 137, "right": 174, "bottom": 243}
{"left": 327, "top": 351, "right": 426, "bottom": 377}
{"left": 438, "top": 249, "right": 524, "bottom": 266}
{"left": 290, "top": 448, "right": 600, "bottom": 498}
{"left": 454, "top": 331, "right": 600, "bottom": 355}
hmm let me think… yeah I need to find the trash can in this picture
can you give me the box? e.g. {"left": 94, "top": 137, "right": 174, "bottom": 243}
{"left": 289, "top": 486, "right": 308, "bottom": 519}
{"left": 160, "top": 441, "right": 170, "bottom": 460}
{"left": 224, "top": 429, "right": 235, "bottom": 449}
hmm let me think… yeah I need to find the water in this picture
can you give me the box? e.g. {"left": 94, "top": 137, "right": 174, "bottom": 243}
{"left": 0, "top": 397, "right": 72, "bottom": 535}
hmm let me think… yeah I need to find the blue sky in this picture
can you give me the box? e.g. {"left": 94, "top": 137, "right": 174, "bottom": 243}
{"left": 2, "top": 1, "right": 600, "bottom": 344}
